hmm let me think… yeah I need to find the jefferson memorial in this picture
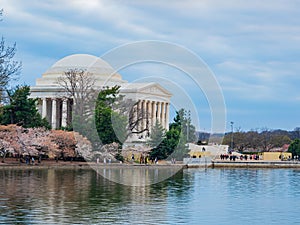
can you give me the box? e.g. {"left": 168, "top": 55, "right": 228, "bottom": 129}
{"left": 30, "top": 54, "right": 172, "bottom": 140}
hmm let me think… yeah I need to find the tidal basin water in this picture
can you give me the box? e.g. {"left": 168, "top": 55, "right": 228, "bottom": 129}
{"left": 1, "top": 167, "right": 300, "bottom": 225}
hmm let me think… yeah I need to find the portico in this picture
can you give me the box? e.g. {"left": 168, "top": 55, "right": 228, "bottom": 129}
{"left": 132, "top": 99, "right": 169, "bottom": 134}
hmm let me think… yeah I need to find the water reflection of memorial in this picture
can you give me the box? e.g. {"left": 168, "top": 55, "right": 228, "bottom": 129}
{"left": 95, "top": 165, "right": 184, "bottom": 186}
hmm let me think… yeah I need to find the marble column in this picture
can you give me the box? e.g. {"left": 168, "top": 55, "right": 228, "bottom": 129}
{"left": 148, "top": 101, "right": 152, "bottom": 132}
{"left": 42, "top": 98, "right": 47, "bottom": 119}
{"left": 137, "top": 100, "right": 142, "bottom": 132}
{"left": 151, "top": 101, "right": 156, "bottom": 128}
{"left": 142, "top": 100, "right": 147, "bottom": 132}
{"left": 67, "top": 99, "right": 73, "bottom": 126}
{"left": 51, "top": 98, "right": 57, "bottom": 129}
{"left": 157, "top": 102, "right": 161, "bottom": 124}
{"left": 145, "top": 101, "right": 150, "bottom": 136}
{"left": 165, "top": 103, "right": 170, "bottom": 130}
{"left": 61, "top": 99, "right": 68, "bottom": 127}
{"left": 161, "top": 102, "right": 165, "bottom": 129}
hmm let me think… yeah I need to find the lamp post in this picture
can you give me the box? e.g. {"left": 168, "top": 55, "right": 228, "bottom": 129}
{"left": 230, "top": 121, "right": 234, "bottom": 152}
{"left": 186, "top": 110, "right": 191, "bottom": 142}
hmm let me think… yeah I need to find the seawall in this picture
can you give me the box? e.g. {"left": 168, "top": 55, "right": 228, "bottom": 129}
{"left": 211, "top": 160, "right": 300, "bottom": 168}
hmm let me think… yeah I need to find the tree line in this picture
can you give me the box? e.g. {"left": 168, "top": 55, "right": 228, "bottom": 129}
{"left": 216, "top": 128, "right": 299, "bottom": 152}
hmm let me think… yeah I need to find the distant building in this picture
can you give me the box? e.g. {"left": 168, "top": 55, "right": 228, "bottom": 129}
{"left": 30, "top": 54, "right": 172, "bottom": 141}
{"left": 188, "top": 143, "right": 229, "bottom": 158}
{"left": 262, "top": 152, "right": 292, "bottom": 161}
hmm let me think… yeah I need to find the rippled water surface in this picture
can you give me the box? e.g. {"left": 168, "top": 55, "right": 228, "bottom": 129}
{"left": 1, "top": 168, "right": 300, "bottom": 224}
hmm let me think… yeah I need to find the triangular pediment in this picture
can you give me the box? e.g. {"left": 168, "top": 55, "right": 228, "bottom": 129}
{"left": 121, "top": 82, "right": 172, "bottom": 97}
{"left": 139, "top": 83, "right": 172, "bottom": 97}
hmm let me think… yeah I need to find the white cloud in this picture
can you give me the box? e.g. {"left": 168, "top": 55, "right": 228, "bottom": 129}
{"left": 1, "top": 0, "right": 300, "bottom": 130}
{"left": 215, "top": 59, "right": 300, "bottom": 103}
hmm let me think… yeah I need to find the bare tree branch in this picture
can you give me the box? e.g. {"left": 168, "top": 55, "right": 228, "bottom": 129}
{"left": 0, "top": 11, "right": 22, "bottom": 102}
{"left": 113, "top": 98, "right": 150, "bottom": 140}
{"left": 56, "top": 68, "right": 98, "bottom": 131}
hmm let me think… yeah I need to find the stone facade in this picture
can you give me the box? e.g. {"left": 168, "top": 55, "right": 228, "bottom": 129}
{"left": 30, "top": 54, "right": 172, "bottom": 141}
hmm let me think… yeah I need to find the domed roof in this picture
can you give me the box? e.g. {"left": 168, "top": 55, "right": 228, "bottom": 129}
{"left": 34, "top": 54, "right": 126, "bottom": 87}
{"left": 45, "top": 54, "right": 115, "bottom": 75}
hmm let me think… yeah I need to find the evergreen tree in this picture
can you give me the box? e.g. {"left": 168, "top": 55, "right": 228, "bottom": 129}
{"left": 170, "top": 109, "right": 196, "bottom": 143}
{"left": 149, "top": 108, "right": 192, "bottom": 160}
{"left": 167, "top": 109, "right": 190, "bottom": 160}
{"left": 95, "top": 85, "right": 127, "bottom": 145}
{"left": 170, "top": 130, "right": 189, "bottom": 160}
{"left": 288, "top": 139, "right": 300, "bottom": 157}
{"left": 164, "top": 127, "right": 181, "bottom": 156}
{"left": 0, "top": 85, "right": 50, "bottom": 128}
{"left": 148, "top": 120, "right": 165, "bottom": 148}
{"left": 148, "top": 121, "right": 166, "bottom": 160}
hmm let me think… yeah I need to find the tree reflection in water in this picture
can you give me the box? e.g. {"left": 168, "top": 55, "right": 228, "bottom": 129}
{"left": 0, "top": 168, "right": 193, "bottom": 224}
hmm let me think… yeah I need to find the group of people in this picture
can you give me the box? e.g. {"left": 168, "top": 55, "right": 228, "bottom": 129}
{"left": 139, "top": 154, "right": 149, "bottom": 164}
{"left": 219, "top": 154, "right": 239, "bottom": 161}
{"left": 131, "top": 153, "right": 159, "bottom": 165}
{"left": 219, "top": 154, "right": 260, "bottom": 161}
{"left": 96, "top": 157, "right": 112, "bottom": 164}
{"left": 19, "top": 155, "right": 42, "bottom": 165}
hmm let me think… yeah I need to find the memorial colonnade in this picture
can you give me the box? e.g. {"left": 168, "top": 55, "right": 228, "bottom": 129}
{"left": 38, "top": 97, "right": 170, "bottom": 133}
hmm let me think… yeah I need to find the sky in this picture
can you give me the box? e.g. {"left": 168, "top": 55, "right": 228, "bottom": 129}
{"left": 1, "top": 0, "right": 300, "bottom": 133}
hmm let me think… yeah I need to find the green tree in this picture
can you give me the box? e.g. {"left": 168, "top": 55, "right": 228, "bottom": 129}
{"left": 95, "top": 85, "right": 149, "bottom": 146}
{"left": 170, "top": 109, "right": 196, "bottom": 142}
{"left": 168, "top": 109, "right": 192, "bottom": 159}
{"left": 148, "top": 120, "right": 165, "bottom": 148}
{"left": 288, "top": 139, "right": 300, "bottom": 157}
{"left": 181, "top": 109, "right": 197, "bottom": 143}
{"left": 0, "top": 85, "right": 50, "bottom": 128}
{"left": 149, "top": 108, "right": 190, "bottom": 160}
{"left": 148, "top": 121, "right": 166, "bottom": 160}
{"left": 72, "top": 113, "right": 99, "bottom": 149}
{"left": 95, "top": 85, "right": 127, "bottom": 145}
{"left": 171, "top": 132, "right": 189, "bottom": 160}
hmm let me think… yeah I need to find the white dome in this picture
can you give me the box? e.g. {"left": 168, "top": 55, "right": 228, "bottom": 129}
{"left": 34, "top": 54, "right": 126, "bottom": 87}
{"left": 45, "top": 54, "right": 115, "bottom": 75}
